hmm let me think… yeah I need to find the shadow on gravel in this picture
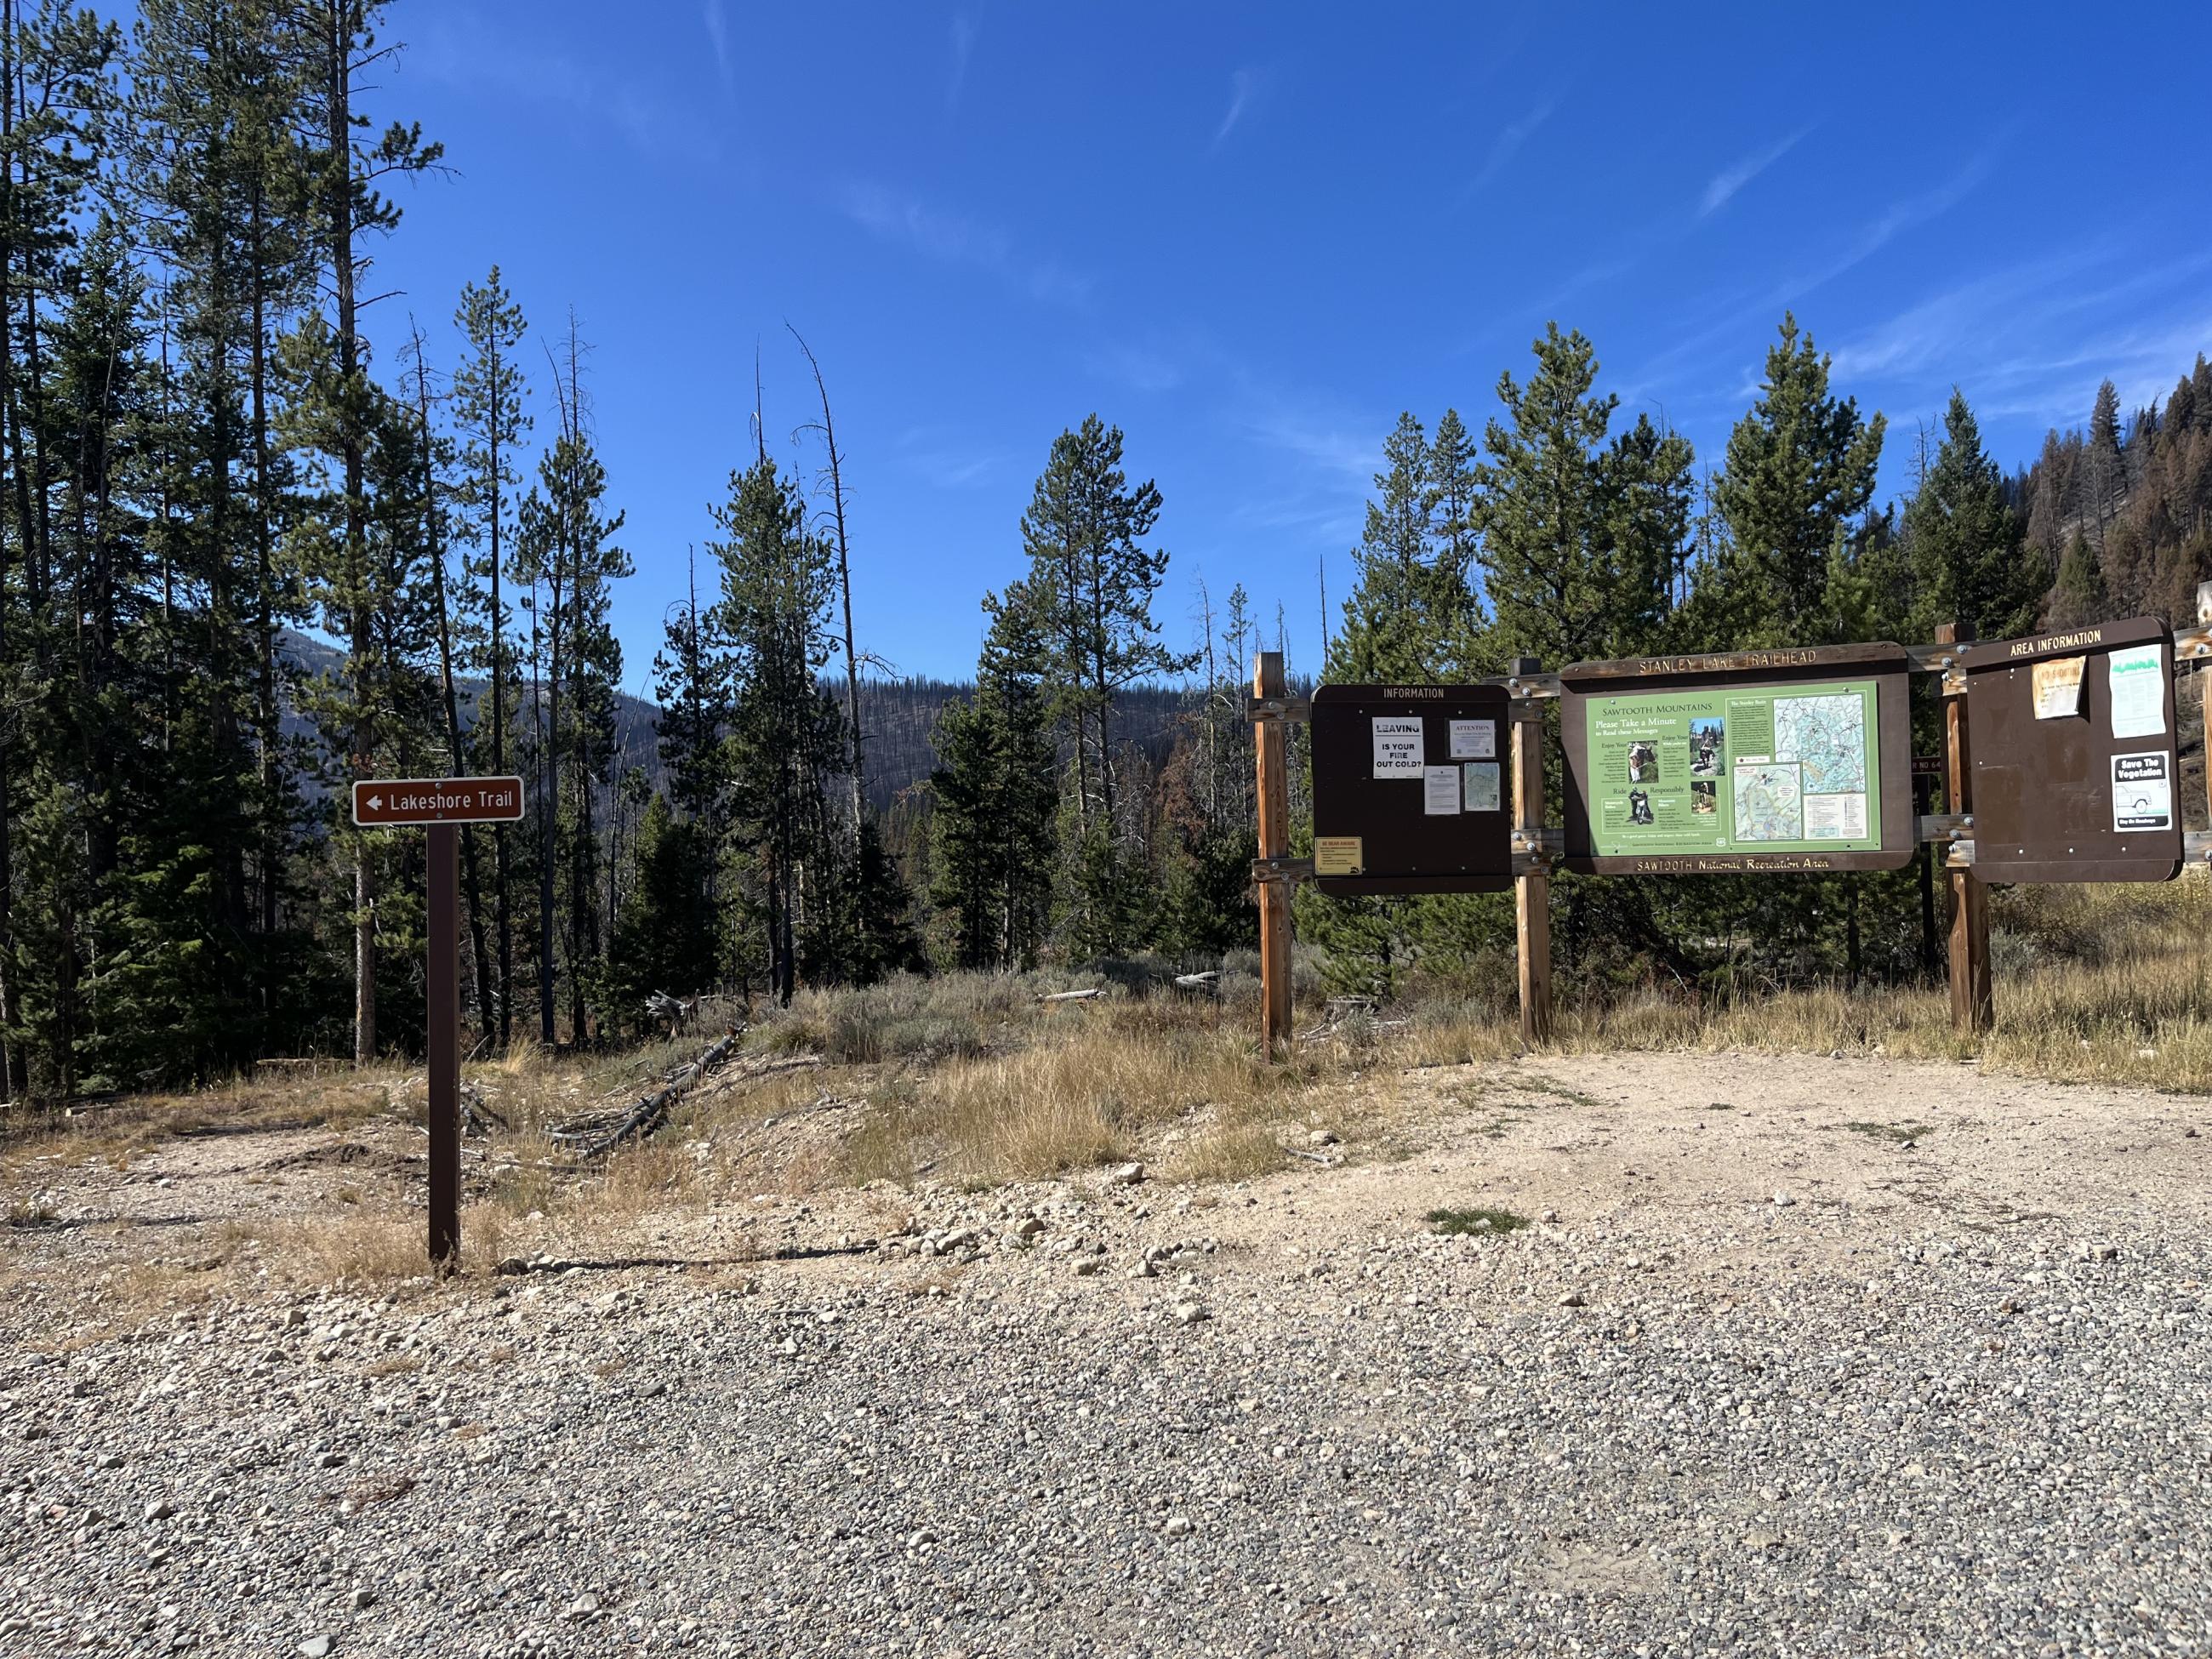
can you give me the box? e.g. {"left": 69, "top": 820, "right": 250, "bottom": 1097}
{"left": 493, "top": 1240, "right": 881, "bottom": 1276}
{"left": 4, "top": 1211, "right": 209, "bottom": 1232}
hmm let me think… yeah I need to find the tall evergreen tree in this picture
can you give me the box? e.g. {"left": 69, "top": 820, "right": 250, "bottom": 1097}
{"left": 449, "top": 265, "right": 527, "bottom": 1045}
{"left": 1012, "top": 413, "right": 1183, "bottom": 952}
{"left": 710, "top": 454, "right": 845, "bottom": 1003}
{"left": 1699, "top": 313, "right": 1885, "bottom": 648}
{"left": 1903, "top": 390, "right": 2040, "bottom": 641}
{"left": 1478, "top": 324, "right": 1693, "bottom": 666}
{"left": 930, "top": 584, "right": 1058, "bottom": 970}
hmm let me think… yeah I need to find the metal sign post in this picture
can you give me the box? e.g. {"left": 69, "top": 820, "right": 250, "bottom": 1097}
{"left": 351, "top": 777, "right": 525, "bottom": 1268}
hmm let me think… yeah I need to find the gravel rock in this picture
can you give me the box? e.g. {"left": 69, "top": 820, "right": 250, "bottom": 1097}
{"left": 3, "top": 1049, "right": 2207, "bottom": 1657}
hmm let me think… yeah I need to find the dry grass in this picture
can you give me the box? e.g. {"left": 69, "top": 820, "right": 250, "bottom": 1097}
{"left": 13, "top": 881, "right": 2211, "bottom": 1308}
{"left": 0, "top": 1062, "right": 413, "bottom": 1181}
{"left": 1163, "top": 1124, "right": 1288, "bottom": 1184}
{"left": 835, "top": 999, "right": 1322, "bottom": 1188}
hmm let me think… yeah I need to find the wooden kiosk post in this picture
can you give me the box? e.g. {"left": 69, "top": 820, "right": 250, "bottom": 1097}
{"left": 1509, "top": 658, "right": 1554, "bottom": 1046}
{"left": 1936, "top": 622, "right": 1993, "bottom": 1034}
{"left": 1253, "top": 651, "right": 1294, "bottom": 1058}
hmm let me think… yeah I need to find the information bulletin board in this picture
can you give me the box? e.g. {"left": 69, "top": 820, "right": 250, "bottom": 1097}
{"left": 1308, "top": 683, "right": 1514, "bottom": 896}
{"left": 1559, "top": 644, "right": 1916, "bottom": 875}
{"left": 1963, "top": 616, "right": 2182, "bottom": 885}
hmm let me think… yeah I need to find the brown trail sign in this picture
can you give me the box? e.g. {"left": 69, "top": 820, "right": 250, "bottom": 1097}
{"left": 352, "top": 776, "right": 523, "bottom": 826}
{"left": 351, "top": 776, "right": 526, "bottom": 1268}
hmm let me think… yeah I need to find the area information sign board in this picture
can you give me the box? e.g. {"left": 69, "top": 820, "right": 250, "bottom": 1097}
{"left": 1308, "top": 683, "right": 1514, "bottom": 896}
{"left": 1560, "top": 644, "right": 1915, "bottom": 875}
{"left": 1962, "top": 616, "right": 2181, "bottom": 885}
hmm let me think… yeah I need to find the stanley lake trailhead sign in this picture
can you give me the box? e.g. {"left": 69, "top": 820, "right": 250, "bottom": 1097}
{"left": 1559, "top": 643, "right": 1916, "bottom": 875}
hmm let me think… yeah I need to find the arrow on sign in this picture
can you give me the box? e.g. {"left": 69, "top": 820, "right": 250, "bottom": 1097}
{"left": 365, "top": 795, "right": 384, "bottom": 811}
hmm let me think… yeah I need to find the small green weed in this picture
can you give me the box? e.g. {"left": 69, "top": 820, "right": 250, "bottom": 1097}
{"left": 1426, "top": 1206, "right": 1529, "bottom": 1236}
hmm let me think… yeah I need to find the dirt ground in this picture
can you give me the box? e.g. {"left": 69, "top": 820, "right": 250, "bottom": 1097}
{"left": 5, "top": 1046, "right": 2207, "bottom": 1304}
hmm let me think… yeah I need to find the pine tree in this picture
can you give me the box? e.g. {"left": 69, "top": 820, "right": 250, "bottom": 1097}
{"left": 1013, "top": 414, "right": 1183, "bottom": 949}
{"left": 1477, "top": 324, "right": 1691, "bottom": 667}
{"left": 650, "top": 545, "right": 733, "bottom": 973}
{"left": 450, "top": 265, "right": 528, "bottom": 1045}
{"left": 2050, "top": 530, "right": 2107, "bottom": 628}
{"left": 1329, "top": 412, "right": 1490, "bottom": 681}
{"left": 2086, "top": 377, "right": 2124, "bottom": 545}
{"left": 1904, "top": 390, "right": 2041, "bottom": 641}
{"left": 604, "top": 794, "right": 717, "bottom": 1035}
{"left": 929, "top": 583, "right": 1058, "bottom": 970}
{"left": 1704, "top": 314, "right": 1884, "bottom": 647}
{"left": 710, "top": 454, "right": 846, "bottom": 1002}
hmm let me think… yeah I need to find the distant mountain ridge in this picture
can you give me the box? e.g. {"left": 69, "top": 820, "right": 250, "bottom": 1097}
{"left": 276, "top": 631, "right": 1195, "bottom": 810}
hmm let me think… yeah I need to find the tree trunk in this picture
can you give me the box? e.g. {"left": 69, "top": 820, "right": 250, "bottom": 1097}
{"left": 251, "top": 179, "right": 280, "bottom": 971}
{"left": 488, "top": 341, "right": 510, "bottom": 1049}
{"left": 328, "top": 9, "right": 374, "bottom": 1064}
{"left": 413, "top": 334, "right": 494, "bottom": 1040}
{"left": 0, "top": 0, "right": 20, "bottom": 1101}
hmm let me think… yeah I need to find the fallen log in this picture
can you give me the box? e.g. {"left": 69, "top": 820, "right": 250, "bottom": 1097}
{"left": 550, "top": 1029, "right": 744, "bottom": 1160}
{"left": 1039, "top": 988, "right": 1103, "bottom": 1004}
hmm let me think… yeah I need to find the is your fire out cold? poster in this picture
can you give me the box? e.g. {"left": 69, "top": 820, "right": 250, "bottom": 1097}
{"left": 1583, "top": 681, "right": 1883, "bottom": 858}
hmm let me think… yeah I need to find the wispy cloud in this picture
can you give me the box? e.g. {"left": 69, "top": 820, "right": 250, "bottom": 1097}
{"left": 1466, "top": 97, "right": 1556, "bottom": 196}
{"left": 1781, "top": 138, "right": 2006, "bottom": 302}
{"left": 841, "top": 182, "right": 1095, "bottom": 308}
{"left": 948, "top": 13, "right": 978, "bottom": 115}
{"left": 413, "top": 14, "right": 721, "bottom": 162}
{"left": 1242, "top": 405, "right": 1376, "bottom": 484}
{"left": 1214, "top": 66, "right": 1264, "bottom": 148}
{"left": 894, "top": 426, "right": 999, "bottom": 489}
{"left": 1831, "top": 246, "right": 2212, "bottom": 428}
{"left": 1699, "top": 125, "right": 1812, "bottom": 217}
{"left": 1084, "top": 340, "right": 1183, "bottom": 393}
{"left": 1616, "top": 141, "right": 2010, "bottom": 406}
{"left": 703, "top": 1, "right": 732, "bottom": 97}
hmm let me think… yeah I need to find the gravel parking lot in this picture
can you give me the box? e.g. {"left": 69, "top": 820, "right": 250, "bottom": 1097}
{"left": 3, "top": 1051, "right": 2209, "bottom": 1657}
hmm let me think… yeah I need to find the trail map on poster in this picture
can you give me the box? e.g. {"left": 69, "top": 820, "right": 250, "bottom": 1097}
{"left": 1583, "top": 680, "right": 1881, "bottom": 857}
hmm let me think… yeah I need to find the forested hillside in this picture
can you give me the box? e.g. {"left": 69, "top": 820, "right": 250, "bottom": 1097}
{"left": 0, "top": 2, "right": 2203, "bottom": 1106}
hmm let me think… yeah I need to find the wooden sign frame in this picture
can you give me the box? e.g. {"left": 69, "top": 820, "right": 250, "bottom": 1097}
{"left": 1308, "top": 683, "right": 1514, "bottom": 896}
{"left": 1559, "top": 643, "right": 1916, "bottom": 875}
{"left": 1962, "top": 616, "right": 2182, "bottom": 885}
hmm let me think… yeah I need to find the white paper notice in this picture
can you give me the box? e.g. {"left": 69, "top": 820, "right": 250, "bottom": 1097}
{"left": 1423, "top": 765, "right": 1461, "bottom": 815}
{"left": 2108, "top": 644, "right": 2165, "bottom": 739}
{"left": 1372, "top": 716, "right": 1424, "bottom": 778}
{"left": 1448, "top": 719, "right": 1497, "bottom": 760}
{"left": 2112, "top": 751, "right": 2173, "bottom": 832}
{"left": 1461, "top": 761, "right": 1501, "bottom": 812}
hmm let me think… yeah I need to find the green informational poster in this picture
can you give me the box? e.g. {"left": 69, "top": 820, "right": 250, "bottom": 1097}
{"left": 1583, "top": 680, "right": 1882, "bottom": 857}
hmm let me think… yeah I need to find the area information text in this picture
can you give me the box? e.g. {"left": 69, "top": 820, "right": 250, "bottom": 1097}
{"left": 1583, "top": 679, "right": 1882, "bottom": 858}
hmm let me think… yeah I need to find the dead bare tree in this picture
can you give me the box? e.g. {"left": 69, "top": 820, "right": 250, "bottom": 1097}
{"left": 787, "top": 324, "right": 865, "bottom": 830}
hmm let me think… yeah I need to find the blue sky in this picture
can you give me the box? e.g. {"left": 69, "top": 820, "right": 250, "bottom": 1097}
{"left": 358, "top": 2, "right": 2212, "bottom": 689}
